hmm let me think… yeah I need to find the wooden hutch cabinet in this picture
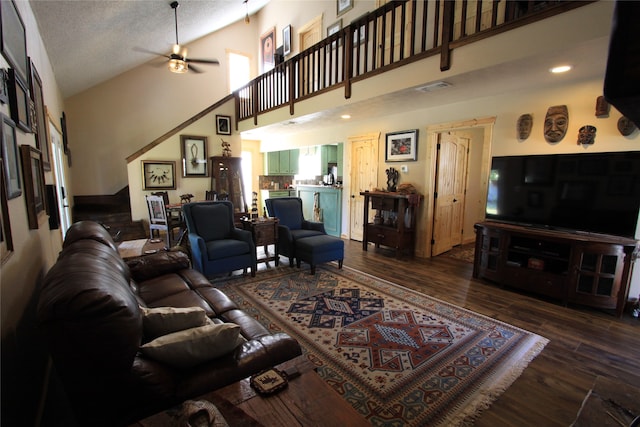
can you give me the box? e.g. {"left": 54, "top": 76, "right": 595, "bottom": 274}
{"left": 210, "top": 156, "right": 248, "bottom": 223}
{"left": 360, "top": 191, "right": 422, "bottom": 257}
{"left": 473, "top": 221, "right": 638, "bottom": 316}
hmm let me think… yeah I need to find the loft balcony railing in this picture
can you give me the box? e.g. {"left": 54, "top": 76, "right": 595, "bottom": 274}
{"left": 235, "top": 0, "right": 593, "bottom": 126}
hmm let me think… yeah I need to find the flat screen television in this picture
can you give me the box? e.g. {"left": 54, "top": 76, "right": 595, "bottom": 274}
{"left": 486, "top": 151, "right": 640, "bottom": 238}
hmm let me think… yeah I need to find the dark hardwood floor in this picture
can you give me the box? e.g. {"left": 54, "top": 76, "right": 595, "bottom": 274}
{"left": 308, "top": 239, "right": 640, "bottom": 426}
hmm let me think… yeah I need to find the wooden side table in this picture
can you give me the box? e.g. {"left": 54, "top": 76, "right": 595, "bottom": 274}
{"left": 241, "top": 217, "right": 279, "bottom": 266}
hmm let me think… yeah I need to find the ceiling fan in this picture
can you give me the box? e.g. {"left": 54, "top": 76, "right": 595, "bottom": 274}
{"left": 138, "top": 1, "right": 220, "bottom": 74}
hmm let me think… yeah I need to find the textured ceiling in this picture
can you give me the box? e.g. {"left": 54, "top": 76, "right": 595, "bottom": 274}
{"left": 30, "top": 0, "right": 270, "bottom": 98}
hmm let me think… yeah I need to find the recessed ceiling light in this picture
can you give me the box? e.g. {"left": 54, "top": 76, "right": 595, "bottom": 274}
{"left": 341, "top": 114, "right": 351, "bottom": 119}
{"left": 550, "top": 65, "right": 572, "bottom": 74}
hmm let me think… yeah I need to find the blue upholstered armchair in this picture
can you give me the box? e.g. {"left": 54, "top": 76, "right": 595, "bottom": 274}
{"left": 182, "top": 201, "right": 257, "bottom": 277}
{"left": 265, "top": 197, "right": 326, "bottom": 267}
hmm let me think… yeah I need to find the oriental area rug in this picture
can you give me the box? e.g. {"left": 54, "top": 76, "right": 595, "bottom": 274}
{"left": 213, "top": 265, "right": 548, "bottom": 426}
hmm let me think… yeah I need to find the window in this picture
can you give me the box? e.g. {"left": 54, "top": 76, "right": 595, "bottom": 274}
{"left": 228, "top": 51, "right": 250, "bottom": 93}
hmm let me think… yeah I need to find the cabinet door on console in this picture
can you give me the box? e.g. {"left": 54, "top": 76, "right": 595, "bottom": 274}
{"left": 568, "top": 243, "right": 626, "bottom": 310}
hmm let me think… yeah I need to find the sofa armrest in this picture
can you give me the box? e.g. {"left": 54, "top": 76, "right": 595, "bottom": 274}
{"left": 127, "top": 251, "right": 191, "bottom": 282}
{"left": 303, "top": 220, "right": 326, "bottom": 234}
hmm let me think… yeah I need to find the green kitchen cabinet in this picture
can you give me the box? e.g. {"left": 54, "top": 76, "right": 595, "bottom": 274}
{"left": 265, "top": 149, "right": 299, "bottom": 175}
{"left": 296, "top": 185, "right": 342, "bottom": 237}
{"left": 321, "top": 145, "right": 338, "bottom": 166}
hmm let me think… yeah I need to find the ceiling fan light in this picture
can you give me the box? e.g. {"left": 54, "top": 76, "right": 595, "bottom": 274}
{"left": 172, "top": 44, "right": 181, "bottom": 55}
{"left": 168, "top": 58, "right": 188, "bottom": 73}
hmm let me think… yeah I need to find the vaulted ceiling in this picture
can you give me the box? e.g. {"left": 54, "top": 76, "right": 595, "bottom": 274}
{"left": 29, "top": 0, "right": 270, "bottom": 98}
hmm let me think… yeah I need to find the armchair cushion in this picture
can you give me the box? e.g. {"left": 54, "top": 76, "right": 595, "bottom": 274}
{"left": 141, "top": 306, "right": 208, "bottom": 340}
{"left": 140, "top": 323, "right": 244, "bottom": 369}
{"left": 190, "top": 204, "right": 231, "bottom": 240}
{"left": 273, "top": 198, "right": 304, "bottom": 230}
{"left": 206, "top": 239, "right": 252, "bottom": 259}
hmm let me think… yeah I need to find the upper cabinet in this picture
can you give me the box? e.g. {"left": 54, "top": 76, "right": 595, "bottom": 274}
{"left": 321, "top": 145, "right": 338, "bottom": 165}
{"left": 266, "top": 149, "right": 299, "bottom": 175}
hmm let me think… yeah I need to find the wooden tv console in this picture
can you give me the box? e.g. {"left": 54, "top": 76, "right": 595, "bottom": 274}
{"left": 473, "top": 221, "right": 639, "bottom": 317}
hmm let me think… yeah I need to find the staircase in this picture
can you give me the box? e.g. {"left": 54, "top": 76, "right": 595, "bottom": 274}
{"left": 72, "top": 187, "right": 147, "bottom": 241}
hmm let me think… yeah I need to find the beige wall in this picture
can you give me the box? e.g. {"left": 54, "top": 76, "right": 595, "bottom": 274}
{"left": 1, "top": 2, "right": 67, "bottom": 425}
{"left": 65, "top": 18, "right": 260, "bottom": 196}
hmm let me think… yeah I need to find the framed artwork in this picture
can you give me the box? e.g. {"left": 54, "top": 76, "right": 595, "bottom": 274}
{"left": 0, "top": 69, "right": 8, "bottom": 104}
{"left": 142, "top": 160, "right": 176, "bottom": 190}
{"left": 385, "top": 129, "right": 418, "bottom": 162}
{"left": 216, "top": 115, "right": 231, "bottom": 135}
{"left": 283, "top": 25, "right": 291, "bottom": 56}
{"left": 337, "top": 0, "right": 354, "bottom": 17}
{"left": 30, "top": 61, "right": 50, "bottom": 170}
{"left": 19, "top": 144, "right": 46, "bottom": 229}
{"left": 180, "top": 135, "right": 208, "bottom": 177}
{"left": 1, "top": 0, "right": 28, "bottom": 82}
{"left": 1, "top": 113, "right": 21, "bottom": 199}
{"left": 1, "top": 159, "right": 14, "bottom": 259}
{"left": 7, "top": 69, "right": 31, "bottom": 132}
{"left": 260, "top": 27, "right": 276, "bottom": 73}
{"left": 327, "top": 19, "right": 342, "bottom": 38}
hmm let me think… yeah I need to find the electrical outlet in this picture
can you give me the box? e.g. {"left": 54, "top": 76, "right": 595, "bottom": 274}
{"left": 401, "top": 165, "right": 408, "bottom": 173}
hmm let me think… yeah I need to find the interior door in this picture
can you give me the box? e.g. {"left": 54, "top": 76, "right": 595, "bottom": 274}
{"left": 432, "top": 132, "right": 469, "bottom": 255}
{"left": 298, "top": 15, "right": 323, "bottom": 95}
{"left": 49, "top": 119, "right": 72, "bottom": 237}
{"left": 349, "top": 132, "right": 380, "bottom": 241}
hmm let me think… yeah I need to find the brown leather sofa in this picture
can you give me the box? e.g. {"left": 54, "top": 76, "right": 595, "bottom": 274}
{"left": 37, "top": 221, "right": 301, "bottom": 426}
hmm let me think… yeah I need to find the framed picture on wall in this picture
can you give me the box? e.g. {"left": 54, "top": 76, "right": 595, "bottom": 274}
{"left": 1, "top": 113, "right": 21, "bottom": 199}
{"left": 385, "top": 129, "right": 418, "bottom": 162}
{"left": 180, "top": 135, "right": 208, "bottom": 177}
{"left": 30, "top": 61, "right": 51, "bottom": 170}
{"left": 142, "top": 160, "right": 176, "bottom": 190}
{"left": 337, "top": 0, "right": 354, "bottom": 17}
{"left": 20, "top": 144, "right": 46, "bottom": 229}
{"left": 260, "top": 27, "right": 275, "bottom": 73}
{"left": 282, "top": 25, "right": 291, "bottom": 56}
{"left": 216, "top": 115, "right": 231, "bottom": 135}
{"left": 1, "top": 0, "right": 28, "bottom": 82}
{"left": 7, "top": 69, "right": 31, "bottom": 132}
{"left": 1, "top": 159, "right": 14, "bottom": 259}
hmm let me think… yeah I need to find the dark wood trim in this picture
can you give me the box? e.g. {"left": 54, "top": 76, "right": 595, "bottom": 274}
{"left": 126, "top": 94, "right": 233, "bottom": 163}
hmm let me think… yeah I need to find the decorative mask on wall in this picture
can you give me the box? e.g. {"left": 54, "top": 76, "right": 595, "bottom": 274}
{"left": 595, "top": 96, "right": 609, "bottom": 118}
{"left": 617, "top": 116, "right": 637, "bottom": 136}
{"left": 544, "top": 105, "right": 569, "bottom": 143}
{"left": 577, "top": 125, "right": 596, "bottom": 145}
{"left": 516, "top": 114, "right": 533, "bottom": 140}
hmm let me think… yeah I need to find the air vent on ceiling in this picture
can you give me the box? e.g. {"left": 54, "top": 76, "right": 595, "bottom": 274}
{"left": 415, "top": 81, "right": 452, "bottom": 92}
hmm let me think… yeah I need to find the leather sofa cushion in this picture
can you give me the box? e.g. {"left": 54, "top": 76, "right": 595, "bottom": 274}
{"left": 128, "top": 251, "right": 191, "bottom": 282}
{"left": 140, "top": 323, "right": 244, "bottom": 368}
{"left": 190, "top": 204, "right": 231, "bottom": 240}
{"left": 141, "top": 306, "right": 208, "bottom": 340}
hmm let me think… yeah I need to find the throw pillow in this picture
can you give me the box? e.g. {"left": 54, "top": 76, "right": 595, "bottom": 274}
{"left": 141, "top": 306, "right": 208, "bottom": 340}
{"left": 140, "top": 323, "right": 243, "bottom": 369}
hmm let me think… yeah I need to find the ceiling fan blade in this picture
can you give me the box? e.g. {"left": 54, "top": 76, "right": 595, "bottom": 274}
{"left": 133, "top": 46, "right": 170, "bottom": 59}
{"left": 188, "top": 63, "right": 204, "bottom": 73}
{"left": 187, "top": 58, "right": 220, "bottom": 65}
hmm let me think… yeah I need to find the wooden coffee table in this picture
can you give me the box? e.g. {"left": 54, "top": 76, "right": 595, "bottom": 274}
{"left": 117, "top": 238, "right": 167, "bottom": 260}
{"left": 130, "top": 356, "right": 369, "bottom": 427}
